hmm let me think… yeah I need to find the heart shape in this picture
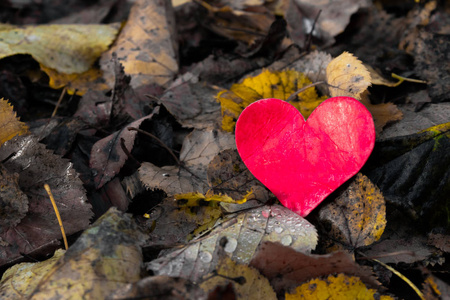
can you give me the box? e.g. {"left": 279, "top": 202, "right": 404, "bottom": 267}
{"left": 235, "top": 97, "right": 375, "bottom": 217}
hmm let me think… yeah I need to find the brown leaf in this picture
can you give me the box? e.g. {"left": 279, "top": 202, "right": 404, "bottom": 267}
{"left": 249, "top": 242, "right": 379, "bottom": 294}
{"left": 360, "top": 98, "right": 403, "bottom": 135}
{"left": 100, "top": 0, "right": 178, "bottom": 89}
{"left": 90, "top": 107, "right": 159, "bottom": 189}
{"left": 207, "top": 149, "right": 271, "bottom": 212}
{"left": 0, "top": 135, "right": 92, "bottom": 267}
{"left": 0, "top": 164, "right": 28, "bottom": 229}
{"left": 0, "top": 98, "right": 28, "bottom": 146}
{"left": 318, "top": 173, "right": 386, "bottom": 249}
{"left": 108, "top": 276, "right": 207, "bottom": 300}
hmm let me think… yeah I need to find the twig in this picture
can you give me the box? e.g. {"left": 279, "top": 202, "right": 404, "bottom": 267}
{"left": 286, "top": 81, "right": 325, "bottom": 103}
{"left": 51, "top": 86, "right": 67, "bottom": 117}
{"left": 44, "top": 184, "right": 68, "bottom": 250}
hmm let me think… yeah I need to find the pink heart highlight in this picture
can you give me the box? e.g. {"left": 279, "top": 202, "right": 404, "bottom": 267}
{"left": 235, "top": 97, "right": 375, "bottom": 216}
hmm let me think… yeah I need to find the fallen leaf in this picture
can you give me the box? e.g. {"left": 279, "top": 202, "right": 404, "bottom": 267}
{"left": 0, "top": 135, "right": 92, "bottom": 268}
{"left": 286, "top": 274, "right": 392, "bottom": 300}
{"left": 364, "top": 122, "right": 450, "bottom": 230}
{"left": 0, "top": 164, "right": 28, "bottom": 229}
{"left": 250, "top": 242, "right": 379, "bottom": 294}
{"left": 217, "top": 69, "right": 327, "bottom": 132}
{"left": 0, "top": 98, "right": 28, "bottom": 145}
{"left": 427, "top": 232, "right": 450, "bottom": 253}
{"left": 200, "top": 256, "right": 276, "bottom": 300}
{"left": 318, "top": 173, "right": 386, "bottom": 249}
{"left": 360, "top": 98, "right": 403, "bottom": 135}
{"left": 207, "top": 149, "right": 271, "bottom": 212}
{"left": 90, "top": 107, "right": 160, "bottom": 189}
{"left": 281, "top": 0, "right": 371, "bottom": 48}
{"left": 26, "top": 208, "right": 144, "bottom": 299}
{"left": 0, "top": 23, "right": 119, "bottom": 74}
{"left": 159, "top": 73, "right": 222, "bottom": 130}
{"left": 100, "top": 0, "right": 178, "bottom": 89}
{"left": 326, "top": 52, "right": 371, "bottom": 100}
{"left": 147, "top": 205, "right": 317, "bottom": 282}
{"left": 0, "top": 249, "right": 66, "bottom": 299}
{"left": 108, "top": 276, "right": 207, "bottom": 300}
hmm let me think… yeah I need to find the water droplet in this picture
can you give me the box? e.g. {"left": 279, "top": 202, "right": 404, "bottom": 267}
{"left": 185, "top": 247, "right": 197, "bottom": 261}
{"left": 275, "top": 227, "right": 283, "bottom": 233}
{"left": 224, "top": 237, "right": 238, "bottom": 253}
{"left": 199, "top": 251, "right": 212, "bottom": 263}
{"left": 281, "top": 235, "right": 293, "bottom": 246}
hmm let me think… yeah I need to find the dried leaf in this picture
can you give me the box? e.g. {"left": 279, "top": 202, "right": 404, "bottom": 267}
{"left": 100, "top": 0, "right": 178, "bottom": 89}
{"left": 0, "top": 249, "right": 66, "bottom": 299}
{"left": 90, "top": 107, "right": 159, "bottom": 189}
{"left": 217, "top": 69, "right": 327, "bottom": 132}
{"left": 0, "top": 98, "right": 28, "bottom": 146}
{"left": 286, "top": 274, "right": 392, "bottom": 300}
{"left": 0, "top": 135, "right": 92, "bottom": 267}
{"left": 0, "top": 23, "right": 119, "bottom": 74}
{"left": 159, "top": 73, "right": 221, "bottom": 130}
{"left": 250, "top": 242, "right": 380, "bottom": 294}
{"left": 207, "top": 149, "right": 271, "bottom": 212}
{"left": 326, "top": 52, "right": 371, "bottom": 100}
{"left": 360, "top": 98, "right": 403, "bottom": 135}
{"left": 147, "top": 205, "right": 317, "bottom": 282}
{"left": 27, "top": 208, "right": 144, "bottom": 299}
{"left": 318, "top": 173, "right": 386, "bottom": 248}
{"left": 0, "top": 164, "right": 28, "bottom": 229}
{"left": 136, "top": 129, "right": 235, "bottom": 196}
{"left": 200, "top": 256, "right": 276, "bottom": 300}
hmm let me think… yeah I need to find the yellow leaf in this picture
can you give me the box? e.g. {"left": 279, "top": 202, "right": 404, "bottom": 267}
{"left": 100, "top": 0, "right": 178, "bottom": 89}
{"left": 326, "top": 52, "right": 371, "bottom": 100}
{"left": 217, "top": 69, "right": 327, "bottom": 132}
{"left": 40, "top": 64, "right": 110, "bottom": 96}
{"left": 0, "top": 98, "right": 28, "bottom": 146}
{"left": 286, "top": 274, "right": 394, "bottom": 300}
{"left": 318, "top": 173, "right": 386, "bottom": 248}
{"left": 0, "top": 23, "right": 120, "bottom": 74}
{"left": 174, "top": 190, "right": 251, "bottom": 205}
{"left": 200, "top": 256, "right": 277, "bottom": 300}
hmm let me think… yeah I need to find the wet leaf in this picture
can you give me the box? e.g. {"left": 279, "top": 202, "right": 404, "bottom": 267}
{"left": 90, "top": 107, "right": 160, "bottom": 189}
{"left": 286, "top": 274, "right": 392, "bottom": 300}
{"left": 250, "top": 242, "right": 379, "bottom": 294}
{"left": 0, "top": 135, "right": 92, "bottom": 267}
{"left": 326, "top": 52, "right": 371, "bottom": 100}
{"left": 217, "top": 69, "right": 327, "bottom": 132}
{"left": 26, "top": 208, "right": 144, "bottom": 299}
{"left": 0, "top": 23, "right": 119, "bottom": 74}
{"left": 200, "top": 256, "right": 276, "bottom": 300}
{"left": 100, "top": 0, "right": 178, "bottom": 89}
{"left": 147, "top": 205, "right": 317, "bottom": 282}
{"left": 0, "top": 98, "right": 28, "bottom": 146}
{"left": 318, "top": 173, "right": 386, "bottom": 249}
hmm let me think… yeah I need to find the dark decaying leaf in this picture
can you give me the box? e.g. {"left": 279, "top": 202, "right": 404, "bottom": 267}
{"left": 90, "top": 107, "right": 160, "bottom": 189}
{"left": 207, "top": 149, "right": 271, "bottom": 212}
{"left": 249, "top": 242, "right": 380, "bottom": 294}
{"left": 108, "top": 276, "right": 207, "bottom": 300}
{"left": 0, "top": 135, "right": 92, "bottom": 267}
{"left": 159, "top": 73, "right": 221, "bottom": 130}
{"left": 0, "top": 164, "right": 28, "bottom": 229}
{"left": 318, "top": 173, "right": 386, "bottom": 249}
{"left": 363, "top": 122, "right": 450, "bottom": 230}
{"left": 147, "top": 205, "right": 317, "bottom": 282}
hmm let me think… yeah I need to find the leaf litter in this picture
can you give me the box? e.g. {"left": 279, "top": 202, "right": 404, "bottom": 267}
{"left": 0, "top": 0, "right": 449, "bottom": 299}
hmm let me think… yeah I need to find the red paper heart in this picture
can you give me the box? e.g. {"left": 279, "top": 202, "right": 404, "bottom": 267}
{"left": 235, "top": 97, "right": 375, "bottom": 217}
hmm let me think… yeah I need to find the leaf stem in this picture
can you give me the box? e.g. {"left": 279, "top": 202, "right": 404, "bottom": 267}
{"left": 44, "top": 184, "right": 68, "bottom": 250}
